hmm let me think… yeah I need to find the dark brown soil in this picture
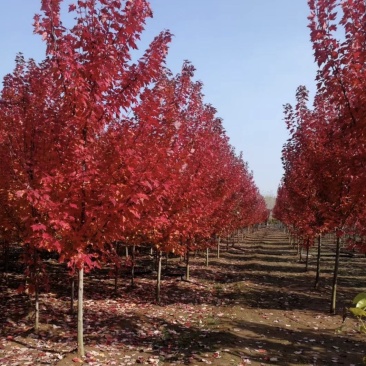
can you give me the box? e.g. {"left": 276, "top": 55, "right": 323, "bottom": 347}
{"left": 1, "top": 227, "right": 365, "bottom": 365}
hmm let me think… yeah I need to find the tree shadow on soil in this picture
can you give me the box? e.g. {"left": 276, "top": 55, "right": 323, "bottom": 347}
{"left": 231, "top": 318, "right": 366, "bottom": 365}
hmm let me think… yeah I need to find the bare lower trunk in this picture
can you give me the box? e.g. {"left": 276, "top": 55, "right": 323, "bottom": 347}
{"left": 114, "top": 265, "right": 119, "bottom": 295}
{"left": 35, "top": 285, "right": 39, "bottom": 334}
{"left": 205, "top": 248, "right": 209, "bottom": 267}
{"left": 70, "top": 277, "right": 75, "bottom": 314}
{"left": 131, "top": 245, "right": 135, "bottom": 287}
{"left": 165, "top": 252, "right": 169, "bottom": 270}
{"left": 330, "top": 235, "right": 341, "bottom": 314}
{"left": 156, "top": 251, "right": 162, "bottom": 304}
{"left": 305, "top": 239, "right": 309, "bottom": 272}
{"left": 186, "top": 251, "right": 190, "bottom": 281}
{"left": 78, "top": 267, "right": 84, "bottom": 357}
{"left": 217, "top": 236, "right": 220, "bottom": 259}
{"left": 154, "top": 250, "right": 159, "bottom": 271}
{"left": 314, "top": 235, "right": 321, "bottom": 289}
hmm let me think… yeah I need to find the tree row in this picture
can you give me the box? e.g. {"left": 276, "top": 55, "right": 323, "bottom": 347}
{"left": 274, "top": 0, "right": 366, "bottom": 314}
{"left": 0, "top": 0, "right": 267, "bottom": 356}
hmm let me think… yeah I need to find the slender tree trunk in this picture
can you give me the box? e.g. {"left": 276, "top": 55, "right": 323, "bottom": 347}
{"left": 330, "top": 235, "right": 341, "bottom": 314}
{"left": 114, "top": 242, "right": 120, "bottom": 294}
{"left": 0, "top": 243, "right": 8, "bottom": 285}
{"left": 305, "top": 239, "right": 309, "bottom": 272}
{"left": 77, "top": 267, "right": 84, "bottom": 357}
{"left": 25, "top": 275, "right": 29, "bottom": 295}
{"left": 155, "top": 250, "right": 159, "bottom": 271}
{"left": 125, "top": 246, "right": 129, "bottom": 257}
{"left": 205, "top": 248, "right": 209, "bottom": 267}
{"left": 35, "top": 284, "right": 39, "bottom": 334}
{"left": 314, "top": 235, "right": 321, "bottom": 289}
{"left": 226, "top": 236, "right": 229, "bottom": 251}
{"left": 70, "top": 276, "right": 75, "bottom": 314}
{"left": 151, "top": 249, "right": 156, "bottom": 271}
{"left": 217, "top": 236, "right": 220, "bottom": 259}
{"left": 186, "top": 251, "right": 190, "bottom": 281}
{"left": 114, "top": 265, "right": 119, "bottom": 295}
{"left": 156, "top": 251, "right": 162, "bottom": 304}
{"left": 131, "top": 245, "right": 135, "bottom": 287}
{"left": 299, "top": 244, "right": 303, "bottom": 262}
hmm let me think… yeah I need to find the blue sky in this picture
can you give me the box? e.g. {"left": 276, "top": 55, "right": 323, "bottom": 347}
{"left": 0, "top": 1, "right": 317, "bottom": 195}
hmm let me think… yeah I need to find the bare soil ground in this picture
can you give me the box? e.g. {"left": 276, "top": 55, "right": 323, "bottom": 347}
{"left": 0, "top": 227, "right": 365, "bottom": 365}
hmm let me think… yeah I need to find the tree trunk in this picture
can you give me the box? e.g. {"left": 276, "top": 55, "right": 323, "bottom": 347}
{"left": 131, "top": 245, "right": 135, "bottom": 287}
{"left": 70, "top": 276, "right": 75, "bottom": 314}
{"left": 165, "top": 252, "right": 169, "bottom": 270}
{"left": 35, "top": 284, "right": 39, "bottom": 334}
{"left": 217, "top": 236, "right": 220, "bottom": 259}
{"left": 205, "top": 248, "right": 209, "bottom": 267}
{"left": 114, "top": 265, "right": 119, "bottom": 295}
{"left": 154, "top": 250, "right": 159, "bottom": 271}
{"left": 314, "top": 235, "right": 321, "bottom": 289}
{"left": 330, "top": 235, "right": 341, "bottom": 314}
{"left": 1, "top": 242, "right": 9, "bottom": 285}
{"left": 186, "top": 251, "right": 190, "bottom": 281}
{"left": 77, "top": 267, "right": 85, "bottom": 357}
{"left": 125, "top": 246, "right": 129, "bottom": 257}
{"left": 156, "top": 251, "right": 162, "bottom": 304}
{"left": 305, "top": 239, "right": 310, "bottom": 272}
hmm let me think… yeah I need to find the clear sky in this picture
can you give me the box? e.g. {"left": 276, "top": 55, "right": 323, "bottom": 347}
{"left": 0, "top": 1, "right": 317, "bottom": 196}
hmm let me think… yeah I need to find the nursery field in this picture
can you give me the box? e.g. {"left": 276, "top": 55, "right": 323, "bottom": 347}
{"left": 0, "top": 227, "right": 365, "bottom": 366}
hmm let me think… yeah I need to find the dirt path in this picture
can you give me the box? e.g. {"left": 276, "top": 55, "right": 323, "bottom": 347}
{"left": 1, "top": 227, "right": 365, "bottom": 365}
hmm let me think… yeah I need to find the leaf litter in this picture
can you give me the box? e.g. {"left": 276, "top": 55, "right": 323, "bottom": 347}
{"left": 1, "top": 228, "right": 365, "bottom": 365}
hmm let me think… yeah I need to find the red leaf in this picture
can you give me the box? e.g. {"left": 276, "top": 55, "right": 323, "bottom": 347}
{"left": 72, "top": 357, "right": 83, "bottom": 363}
{"left": 31, "top": 223, "right": 47, "bottom": 231}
